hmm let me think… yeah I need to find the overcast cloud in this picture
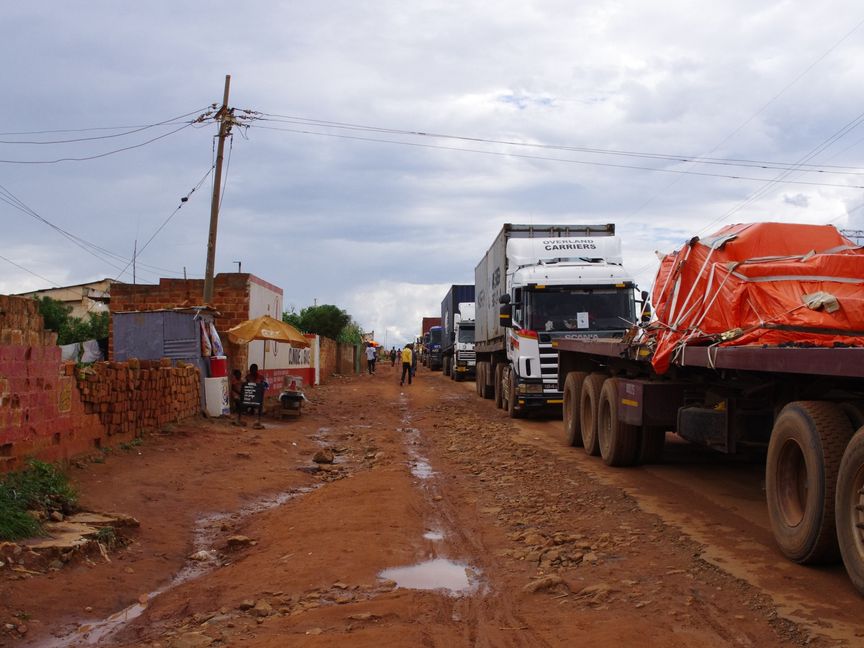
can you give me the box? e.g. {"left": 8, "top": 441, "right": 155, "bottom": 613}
{"left": 2, "top": 1, "right": 863, "bottom": 346}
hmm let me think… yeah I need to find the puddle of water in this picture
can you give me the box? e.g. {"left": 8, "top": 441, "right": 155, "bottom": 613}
{"left": 411, "top": 459, "right": 435, "bottom": 480}
{"left": 40, "top": 487, "right": 316, "bottom": 647}
{"left": 379, "top": 559, "right": 479, "bottom": 596}
{"left": 423, "top": 530, "right": 444, "bottom": 541}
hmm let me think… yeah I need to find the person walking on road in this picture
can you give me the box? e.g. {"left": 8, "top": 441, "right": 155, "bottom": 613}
{"left": 389, "top": 347, "right": 397, "bottom": 367}
{"left": 400, "top": 344, "right": 413, "bottom": 385}
{"left": 365, "top": 343, "right": 377, "bottom": 374}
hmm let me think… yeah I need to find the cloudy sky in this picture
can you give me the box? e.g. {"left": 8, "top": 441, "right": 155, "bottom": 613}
{"left": 3, "top": 2, "right": 863, "bottom": 346}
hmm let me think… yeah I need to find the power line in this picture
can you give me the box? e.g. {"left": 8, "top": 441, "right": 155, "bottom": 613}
{"left": 0, "top": 108, "right": 214, "bottom": 145}
{"left": 0, "top": 107, "right": 216, "bottom": 137}
{"left": 0, "top": 123, "right": 195, "bottom": 164}
{"left": 251, "top": 123, "right": 864, "bottom": 190}
{"left": 256, "top": 113, "right": 864, "bottom": 176}
{"left": 112, "top": 164, "right": 215, "bottom": 281}
{"left": 0, "top": 182, "right": 183, "bottom": 280}
{"left": 0, "top": 252, "right": 60, "bottom": 287}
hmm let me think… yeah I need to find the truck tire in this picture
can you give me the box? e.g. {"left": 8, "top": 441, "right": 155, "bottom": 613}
{"left": 579, "top": 373, "right": 605, "bottom": 456}
{"left": 475, "top": 363, "right": 484, "bottom": 396}
{"left": 637, "top": 425, "right": 666, "bottom": 464}
{"left": 563, "top": 372, "right": 587, "bottom": 447}
{"left": 494, "top": 364, "right": 504, "bottom": 409}
{"left": 766, "top": 401, "right": 853, "bottom": 564}
{"left": 598, "top": 378, "right": 640, "bottom": 467}
{"left": 443, "top": 356, "right": 449, "bottom": 377}
{"left": 841, "top": 401, "right": 864, "bottom": 431}
{"left": 481, "top": 363, "right": 494, "bottom": 399}
{"left": 507, "top": 368, "right": 524, "bottom": 419}
{"left": 836, "top": 428, "right": 864, "bottom": 595}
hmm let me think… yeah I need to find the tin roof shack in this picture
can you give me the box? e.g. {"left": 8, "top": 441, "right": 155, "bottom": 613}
{"left": 110, "top": 273, "right": 319, "bottom": 393}
{"left": 112, "top": 308, "right": 220, "bottom": 409}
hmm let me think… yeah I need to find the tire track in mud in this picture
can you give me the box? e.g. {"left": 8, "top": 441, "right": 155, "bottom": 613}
{"left": 398, "top": 382, "right": 553, "bottom": 648}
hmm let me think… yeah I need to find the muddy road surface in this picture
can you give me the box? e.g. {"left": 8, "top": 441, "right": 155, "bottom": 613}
{"left": 3, "top": 363, "right": 862, "bottom": 647}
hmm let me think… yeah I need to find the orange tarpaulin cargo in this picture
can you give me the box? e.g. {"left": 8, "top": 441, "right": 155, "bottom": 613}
{"left": 649, "top": 222, "right": 864, "bottom": 374}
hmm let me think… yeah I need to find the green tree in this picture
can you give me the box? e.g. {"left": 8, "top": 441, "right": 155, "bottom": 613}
{"left": 282, "top": 304, "right": 359, "bottom": 341}
{"left": 36, "top": 296, "right": 110, "bottom": 345}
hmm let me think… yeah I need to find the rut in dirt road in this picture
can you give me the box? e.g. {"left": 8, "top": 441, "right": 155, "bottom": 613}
{"left": 6, "top": 365, "right": 841, "bottom": 647}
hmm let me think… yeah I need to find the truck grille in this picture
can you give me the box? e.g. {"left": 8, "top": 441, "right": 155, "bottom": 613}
{"left": 457, "top": 351, "right": 476, "bottom": 362}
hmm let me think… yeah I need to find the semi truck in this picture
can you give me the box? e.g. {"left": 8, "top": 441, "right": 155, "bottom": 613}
{"left": 425, "top": 325, "right": 444, "bottom": 370}
{"left": 440, "top": 285, "right": 476, "bottom": 380}
{"left": 474, "top": 223, "right": 637, "bottom": 417}
{"left": 554, "top": 222, "right": 864, "bottom": 595}
{"left": 419, "top": 317, "right": 441, "bottom": 366}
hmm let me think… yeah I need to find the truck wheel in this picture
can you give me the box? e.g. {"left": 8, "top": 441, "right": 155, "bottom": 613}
{"left": 766, "top": 401, "right": 853, "bottom": 564}
{"left": 841, "top": 401, "right": 864, "bottom": 431}
{"left": 481, "top": 363, "right": 494, "bottom": 399}
{"left": 836, "top": 428, "right": 864, "bottom": 595}
{"left": 579, "top": 373, "right": 605, "bottom": 456}
{"left": 475, "top": 363, "right": 484, "bottom": 396}
{"left": 507, "top": 368, "right": 524, "bottom": 419}
{"left": 494, "top": 364, "right": 504, "bottom": 409}
{"left": 637, "top": 425, "right": 666, "bottom": 464}
{"left": 563, "top": 372, "right": 587, "bottom": 447}
{"left": 598, "top": 378, "right": 640, "bottom": 467}
{"left": 443, "top": 357, "right": 449, "bottom": 377}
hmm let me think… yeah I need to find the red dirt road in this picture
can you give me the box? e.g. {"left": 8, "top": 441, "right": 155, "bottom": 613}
{"left": 2, "top": 362, "right": 861, "bottom": 647}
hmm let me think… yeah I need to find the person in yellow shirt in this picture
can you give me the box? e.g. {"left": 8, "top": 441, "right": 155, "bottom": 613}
{"left": 400, "top": 344, "right": 413, "bottom": 386}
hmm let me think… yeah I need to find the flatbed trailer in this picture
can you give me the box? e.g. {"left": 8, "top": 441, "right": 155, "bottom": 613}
{"left": 556, "top": 336, "right": 864, "bottom": 594}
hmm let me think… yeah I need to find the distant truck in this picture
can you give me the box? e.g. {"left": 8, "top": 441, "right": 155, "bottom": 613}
{"left": 440, "top": 285, "right": 476, "bottom": 380}
{"left": 419, "top": 317, "right": 441, "bottom": 366}
{"left": 554, "top": 222, "right": 864, "bottom": 595}
{"left": 426, "top": 325, "right": 444, "bottom": 370}
{"left": 474, "top": 223, "right": 637, "bottom": 417}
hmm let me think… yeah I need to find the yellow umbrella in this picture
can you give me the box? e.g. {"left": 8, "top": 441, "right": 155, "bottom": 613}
{"left": 226, "top": 315, "right": 311, "bottom": 347}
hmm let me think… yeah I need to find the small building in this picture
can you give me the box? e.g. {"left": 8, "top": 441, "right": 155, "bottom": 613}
{"left": 110, "top": 273, "right": 320, "bottom": 393}
{"left": 17, "top": 278, "right": 114, "bottom": 319}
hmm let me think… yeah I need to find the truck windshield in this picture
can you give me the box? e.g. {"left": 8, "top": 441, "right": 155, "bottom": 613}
{"left": 527, "top": 288, "right": 634, "bottom": 332}
{"left": 429, "top": 329, "right": 442, "bottom": 345}
{"left": 457, "top": 326, "right": 474, "bottom": 343}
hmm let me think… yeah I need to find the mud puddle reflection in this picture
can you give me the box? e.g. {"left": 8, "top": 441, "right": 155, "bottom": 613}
{"left": 387, "top": 397, "right": 483, "bottom": 597}
{"left": 380, "top": 558, "right": 480, "bottom": 596}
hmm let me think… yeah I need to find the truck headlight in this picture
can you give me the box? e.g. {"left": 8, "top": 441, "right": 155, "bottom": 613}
{"left": 518, "top": 383, "right": 544, "bottom": 394}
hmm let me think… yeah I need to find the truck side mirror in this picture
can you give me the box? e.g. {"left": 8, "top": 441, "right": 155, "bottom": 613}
{"left": 499, "top": 294, "right": 511, "bottom": 305}
{"left": 499, "top": 304, "right": 513, "bottom": 328}
{"left": 641, "top": 290, "right": 649, "bottom": 301}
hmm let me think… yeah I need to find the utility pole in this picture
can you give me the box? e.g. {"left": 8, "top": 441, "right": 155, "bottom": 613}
{"left": 203, "top": 74, "right": 233, "bottom": 304}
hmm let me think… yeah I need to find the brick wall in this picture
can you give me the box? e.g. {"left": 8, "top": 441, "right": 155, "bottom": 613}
{"left": 315, "top": 338, "right": 360, "bottom": 381}
{"left": 0, "top": 295, "right": 200, "bottom": 472}
{"left": 110, "top": 273, "right": 252, "bottom": 373}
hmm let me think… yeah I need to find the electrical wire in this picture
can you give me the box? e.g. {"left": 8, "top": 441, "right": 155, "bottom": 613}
{"left": 0, "top": 123, "right": 195, "bottom": 164}
{"left": 256, "top": 113, "right": 864, "bottom": 176}
{"left": 0, "top": 107, "right": 215, "bottom": 137}
{"left": 0, "top": 108, "right": 213, "bottom": 145}
{"left": 112, "top": 164, "right": 215, "bottom": 281}
{"left": 251, "top": 123, "right": 864, "bottom": 190}
{"left": 0, "top": 182, "right": 183, "bottom": 279}
{"left": 0, "top": 252, "right": 60, "bottom": 287}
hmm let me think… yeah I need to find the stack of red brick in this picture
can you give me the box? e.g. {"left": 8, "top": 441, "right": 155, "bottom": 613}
{"left": 76, "top": 359, "right": 200, "bottom": 436}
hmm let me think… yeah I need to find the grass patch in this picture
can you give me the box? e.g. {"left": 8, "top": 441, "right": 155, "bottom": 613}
{"left": 119, "top": 437, "right": 143, "bottom": 452}
{"left": 0, "top": 460, "right": 78, "bottom": 540}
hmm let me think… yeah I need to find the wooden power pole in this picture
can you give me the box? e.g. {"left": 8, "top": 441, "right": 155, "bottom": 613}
{"left": 203, "top": 74, "right": 233, "bottom": 305}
